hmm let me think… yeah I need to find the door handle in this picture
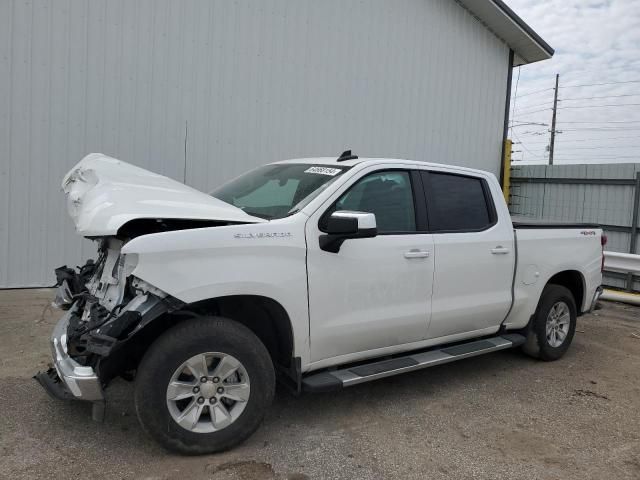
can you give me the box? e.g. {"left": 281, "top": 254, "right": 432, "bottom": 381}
{"left": 491, "top": 246, "right": 510, "bottom": 255}
{"left": 404, "top": 249, "right": 430, "bottom": 259}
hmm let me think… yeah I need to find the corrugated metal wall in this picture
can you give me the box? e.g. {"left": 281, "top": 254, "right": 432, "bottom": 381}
{"left": 510, "top": 163, "right": 640, "bottom": 291}
{"left": 0, "top": 0, "right": 509, "bottom": 287}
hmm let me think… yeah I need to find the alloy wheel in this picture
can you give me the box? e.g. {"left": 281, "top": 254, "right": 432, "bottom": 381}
{"left": 166, "top": 352, "right": 251, "bottom": 433}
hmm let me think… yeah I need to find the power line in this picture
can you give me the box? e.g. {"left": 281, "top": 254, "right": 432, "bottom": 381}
{"left": 556, "top": 155, "right": 640, "bottom": 160}
{"left": 512, "top": 87, "right": 554, "bottom": 98}
{"left": 520, "top": 142, "right": 640, "bottom": 151}
{"left": 552, "top": 154, "right": 640, "bottom": 159}
{"left": 513, "top": 80, "right": 640, "bottom": 103}
{"left": 514, "top": 74, "right": 640, "bottom": 166}
{"left": 514, "top": 101, "right": 553, "bottom": 112}
{"left": 559, "top": 127, "right": 640, "bottom": 132}
{"left": 512, "top": 131, "right": 546, "bottom": 159}
{"left": 516, "top": 129, "right": 640, "bottom": 136}
{"left": 560, "top": 79, "right": 640, "bottom": 88}
{"left": 511, "top": 121, "right": 549, "bottom": 127}
{"left": 513, "top": 107, "right": 552, "bottom": 118}
{"left": 523, "top": 136, "right": 640, "bottom": 144}
{"left": 509, "top": 66, "right": 521, "bottom": 136}
{"left": 518, "top": 129, "right": 549, "bottom": 136}
{"left": 554, "top": 144, "right": 640, "bottom": 150}
{"left": 519, "top": 140, "right": 549, "bottom": 145}
{"left": 557, "top": 120, "right": 640, "bottom": 124}
{"left": 560, "top": 93, "right": 640, "bottom": 102}
{"left": 549, "top": 150, "right": 637, "bottom": 156}
{"left": 560, "top": 65, "right": 640, "bottom": 78}
{"left": 557, "top": 103, "right": 640, "bottom": 110}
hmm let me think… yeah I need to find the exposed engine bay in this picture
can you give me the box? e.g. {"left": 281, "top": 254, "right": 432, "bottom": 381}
{"left": 51, "top": 237, "right": 183, "bottom": 385}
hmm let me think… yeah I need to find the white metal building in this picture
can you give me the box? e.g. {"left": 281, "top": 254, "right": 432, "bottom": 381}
{"left": 0, "top": 0, "right": 552, "bottom": 287}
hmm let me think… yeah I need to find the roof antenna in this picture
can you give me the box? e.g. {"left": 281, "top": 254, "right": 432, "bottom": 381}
{"left": 337, "top": 149, "right": 358, "bottom": 162}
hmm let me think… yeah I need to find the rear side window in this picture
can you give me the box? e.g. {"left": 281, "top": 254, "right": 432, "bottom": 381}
{"left": 422, "top": 172, "right": 494, "bottom": 232}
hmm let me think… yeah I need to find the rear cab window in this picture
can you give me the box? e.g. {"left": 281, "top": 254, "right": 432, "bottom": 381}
{"left": 420, "top": 171, "right": 496, "bottom": 232}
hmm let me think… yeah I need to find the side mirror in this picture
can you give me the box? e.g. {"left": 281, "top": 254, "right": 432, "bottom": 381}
{"left": 319, "top": 211, "right": 377, "bottom": 253}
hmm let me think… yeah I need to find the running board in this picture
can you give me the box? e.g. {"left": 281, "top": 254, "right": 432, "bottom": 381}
{"left": 302, "top": 334, "right": 526, "bottom": 392}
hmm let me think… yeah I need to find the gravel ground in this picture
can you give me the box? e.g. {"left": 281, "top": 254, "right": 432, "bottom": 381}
{"left": 1, "top": 288, "right": 639, "bottom": 480}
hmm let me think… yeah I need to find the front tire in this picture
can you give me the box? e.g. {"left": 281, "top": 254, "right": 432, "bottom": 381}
{"left": 522, "top": 284, "right": 577, "bottom": 361}
{"left": 134, "top": 316, "right": 275, "bottom": 455}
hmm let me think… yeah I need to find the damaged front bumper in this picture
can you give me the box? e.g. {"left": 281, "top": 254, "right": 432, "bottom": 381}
{"left": 36, "top": 276, "right": 182, "bottom": 407}
{"left": 36, "top": 242, "right": 183, "bottom": 410}
{"left": 35, "top": 306, "right": 103, "bottom": 401}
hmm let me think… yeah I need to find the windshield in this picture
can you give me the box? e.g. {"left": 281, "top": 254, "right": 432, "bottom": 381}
{"left": 211, "top": 164, "right": 349, "bottom": 219}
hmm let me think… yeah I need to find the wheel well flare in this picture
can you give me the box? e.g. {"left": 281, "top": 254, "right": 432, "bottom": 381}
{"left": 178, "top": 295, "right": 294, "bottom": 368}
{"left": 547, "top": 270, "right": 585, "bottom": 314}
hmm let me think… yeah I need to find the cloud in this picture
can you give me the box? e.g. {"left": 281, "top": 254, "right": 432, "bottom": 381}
{"left": 506, "top": 0, "right": 640, "bottom": 164}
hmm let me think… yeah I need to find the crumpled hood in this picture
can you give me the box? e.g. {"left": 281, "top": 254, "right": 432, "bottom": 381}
{"left": 62, "top": 153, "right": 265, "bottom": 236}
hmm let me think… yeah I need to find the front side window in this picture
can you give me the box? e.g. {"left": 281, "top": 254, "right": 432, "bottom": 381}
{"left": 211, "top": 164, "right": 349, "bottom": 219}
{"left": 422, "top": 171, "right": 493, "bottom": 232}
{"left": 329, "top": 170, "right": 416, "bottom": 233}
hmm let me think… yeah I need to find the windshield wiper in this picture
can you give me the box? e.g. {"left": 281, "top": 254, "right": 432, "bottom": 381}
{"left": 245, "top": 211, "right": 274, "bottom": 220}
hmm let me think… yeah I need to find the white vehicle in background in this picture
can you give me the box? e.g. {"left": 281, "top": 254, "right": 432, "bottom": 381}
{"left": 37, "top": 151, "right": 604, "bottom": 454}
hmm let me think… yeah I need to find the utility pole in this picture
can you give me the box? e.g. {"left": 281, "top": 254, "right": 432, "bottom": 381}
{"left": 548, "top": 73, "right": 559, "bottom": 165}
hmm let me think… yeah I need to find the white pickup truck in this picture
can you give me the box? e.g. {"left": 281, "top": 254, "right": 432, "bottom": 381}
{"left": 37, "top": 152, "right": 604, "bottom": 454}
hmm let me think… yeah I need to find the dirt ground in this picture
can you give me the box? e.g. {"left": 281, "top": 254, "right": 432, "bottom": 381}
{"left": 1, "top": 288, "right": 639, "bottom": 480}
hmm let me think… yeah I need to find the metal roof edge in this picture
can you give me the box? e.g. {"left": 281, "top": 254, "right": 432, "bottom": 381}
{"left": 456, "top": 0, "right": 554, "bottom": 65}
{"left": 491, "top": 0, "right": 555, "bottom": 57}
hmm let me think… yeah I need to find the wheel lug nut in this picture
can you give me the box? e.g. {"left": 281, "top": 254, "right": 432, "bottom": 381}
{"left": 193, "top": 386, "right": 200, "bottom": 393}
{"left": 197, "top": 397, "right": 204, "bottom": 404}
{"left": 217, "top": 387, "right": 224, "bottom": 394}
{"left": 200, "top": 376, "right": 208, "bottom": 383}
{"left": 210, "top": 397, "right": 217, "bottom": 404}
{"left": 213, "top": 377, "right": 220, "bottom": 383}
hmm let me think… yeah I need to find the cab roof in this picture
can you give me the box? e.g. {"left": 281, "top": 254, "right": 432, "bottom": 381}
{"left": 272, "top": 156, "right": 493, "bottom": 178}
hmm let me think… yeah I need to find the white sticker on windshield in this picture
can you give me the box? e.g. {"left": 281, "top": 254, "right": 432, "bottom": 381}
{"left": 304, "top": 166, "right": 342, "bottom": 176}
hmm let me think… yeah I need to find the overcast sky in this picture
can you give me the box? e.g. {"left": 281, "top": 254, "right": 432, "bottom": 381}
{"left": 506, "top": 0, "right": 640, "bottom": 165}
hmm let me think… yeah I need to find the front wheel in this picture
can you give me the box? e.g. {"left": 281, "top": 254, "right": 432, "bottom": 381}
{"left": 134, "top": 316, "right": 275, "bottom": 454}
{"left": 522, "top": 284, "right": 577, "bottom": 361}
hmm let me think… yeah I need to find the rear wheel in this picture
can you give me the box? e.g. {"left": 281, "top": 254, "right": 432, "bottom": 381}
{"left": 522, "top": 284, "right": 577, "bottom": 361}
{"left": 134, "top": 316, "right": 275, "bottom": 454}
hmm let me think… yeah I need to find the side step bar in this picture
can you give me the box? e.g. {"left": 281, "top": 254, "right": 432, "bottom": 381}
{"left": 302, "top": 334, "right": 526, "bottom": 392}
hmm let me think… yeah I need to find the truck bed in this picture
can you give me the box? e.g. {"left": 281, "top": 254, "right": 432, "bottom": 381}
{"left": 506, "top": 219, "right": 603, "bottom": 324}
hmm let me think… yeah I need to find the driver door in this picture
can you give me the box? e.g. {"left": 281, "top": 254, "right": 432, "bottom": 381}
{"left": 305, "top": 168, "right": 434, "bottom": 363}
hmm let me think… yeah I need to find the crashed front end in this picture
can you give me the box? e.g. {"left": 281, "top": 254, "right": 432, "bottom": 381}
{"left": 35, "top": 238, "right": 182, "bottom": 410}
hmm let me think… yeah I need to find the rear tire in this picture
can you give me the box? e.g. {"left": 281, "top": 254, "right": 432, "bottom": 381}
{"left": 134, "top": 316, "right": 275, "bottom": 455}
{"left": 522, "top": 284, "right": 577, "bottom": 361}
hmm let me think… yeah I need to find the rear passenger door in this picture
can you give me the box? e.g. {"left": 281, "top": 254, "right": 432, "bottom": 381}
{"left": 420, "top": 170, "right": 514, "bottom": 339}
